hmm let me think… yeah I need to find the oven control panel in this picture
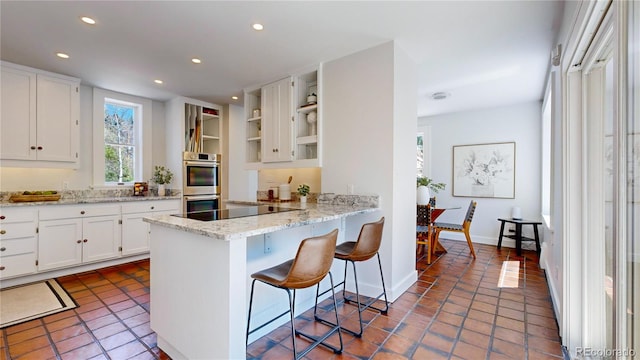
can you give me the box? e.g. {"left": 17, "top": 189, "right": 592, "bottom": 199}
{"left": 183, "top": 152, "right": 221, "bottom": 162}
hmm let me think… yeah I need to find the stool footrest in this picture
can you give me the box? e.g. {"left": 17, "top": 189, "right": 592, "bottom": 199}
{"left": 343, "top": 293, "right": 389, "bottom": 315}
{"left": 295, "top": 327, "right": 343, "bottom": 357}
{"left": 247, "top": 309, "right": 291, "bottom": 338}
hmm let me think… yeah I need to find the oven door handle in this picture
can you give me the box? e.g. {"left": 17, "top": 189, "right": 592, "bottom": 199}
{"left": 184, "top": 161, "right": 218, "bottom": 167}
{"left": 184, "top": 195, "right": 219, "bottom": 201}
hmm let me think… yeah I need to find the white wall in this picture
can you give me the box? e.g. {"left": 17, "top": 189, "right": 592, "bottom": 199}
{"left": 322, "top": 41, "right": 418, "bottom": 301}
{"left": 419, "top": 101, "right": 542, "bottom": 247}
{"left": 226, "top": 103, "right": 258, "bottom": 202}
{"left": 0, "top": 84, "right": 167, "bottom": 191}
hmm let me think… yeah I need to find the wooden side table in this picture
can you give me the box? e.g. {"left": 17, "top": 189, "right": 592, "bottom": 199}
{"left": 497, "top": 218, "right": 542, "bottom": 256}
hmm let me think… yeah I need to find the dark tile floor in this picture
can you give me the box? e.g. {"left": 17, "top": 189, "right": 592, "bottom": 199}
{"left": 0, "top": 240, "right": 563, "bottom": 360}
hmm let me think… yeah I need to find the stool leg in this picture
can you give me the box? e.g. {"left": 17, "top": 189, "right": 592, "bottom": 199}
{"left": 246, "top": 279, "right": 257, "bottom": 347}
{"left": 515, "top": 224, "right": 523, "bottom": 256}
{"left": 497, "top": 221, "right": 506, "bottom": 249}
{"left": 533, "top": 224, "right": 541, "bottom": 256}
{"left": 376, "top": 253, "right": 389, "bottom": 314}
{"left": 288, "top": 289, "right": 298, "bottom": 359}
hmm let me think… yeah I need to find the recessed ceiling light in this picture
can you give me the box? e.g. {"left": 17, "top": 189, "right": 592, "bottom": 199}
{"left": 154, "top": 79, "right": 163, "bottom": 84}
{"left": 231, "top": 96, "right": 239, "bottom": 100}
{"left": 252, "top": 23, "right": 264, "bottom": 31}
{"left": 191, "top": 58, "right": 202, "bottom": 64}
{"left": 81, "top": 16, "right": 96, "bottom": 25}
{"left": 56, "top": 52, "right": 70, "bottom": 59}
{"left": 431, "top": 92, "right": 450, "bottom": 100}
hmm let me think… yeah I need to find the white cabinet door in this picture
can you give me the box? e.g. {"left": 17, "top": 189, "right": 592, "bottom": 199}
{"left": 261, "top": 77, "right": 293, "bottom": 163}
{"left": 82, "top": 215, "right": 120, "bottom": 263}
{"left": 0, "top": 66, "right": 36, "bottom": 160}
{"left": 121, "top": 213, "right": 149, "bottom": 256}
{"left": 36, "top": 74, "right": 79, "bottom": 162}
{"left": 38, "top": 218, "right": 83, "bottom": 271}
{"left": 0, "top": 62, "right": 79, "bottom": 163}
{"left": 121, "top": 200, "right": 180, "bottom": 256}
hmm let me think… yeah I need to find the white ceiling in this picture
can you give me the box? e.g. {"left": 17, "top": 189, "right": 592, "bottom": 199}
{"left": 0, "top": 1, "right": 564, "bottom": 118}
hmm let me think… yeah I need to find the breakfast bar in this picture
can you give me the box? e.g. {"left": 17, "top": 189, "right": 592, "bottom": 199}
{"left": 144, "top": 197, "right": 379, "bottom": 360}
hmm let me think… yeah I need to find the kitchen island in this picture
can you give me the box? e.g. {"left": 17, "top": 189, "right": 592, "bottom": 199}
{"left": 144, "top": 197, "right": 379, "bottom": 360}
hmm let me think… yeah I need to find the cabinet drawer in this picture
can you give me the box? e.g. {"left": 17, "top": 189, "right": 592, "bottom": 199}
{"left": 122, "top": 200, "right": 180, "bottom": 214}
{"left": 0, "top": 208, "right": 37, "bottom": 223}
{"left": 0, "top": 253, "right": 36, "bottom": 279}
{"left": 0, "top": 222, "right": 36, "bottom": 240}
{"left": 40, "top": 204, "right": 120, "bottom": 220}
{"left": 0, "top": 237, "right": 36, "bottom": 257}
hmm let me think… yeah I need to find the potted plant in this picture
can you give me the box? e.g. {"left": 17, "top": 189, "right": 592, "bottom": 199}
{"left": 153, "top": 166, "right": 174, "bottom": 196}
{"left": 297, "top": 184, "right": 310, "bottom": 203}
{"left": 416, "top": 176, "right": 445, "bottom": 205}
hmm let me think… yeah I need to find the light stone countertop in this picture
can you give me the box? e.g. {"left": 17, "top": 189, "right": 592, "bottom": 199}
{"left": 143, "top": 202, "right": 379, "bottom": 241}
{"left": 0, "top": 195, "right": 181, "bottom": 207}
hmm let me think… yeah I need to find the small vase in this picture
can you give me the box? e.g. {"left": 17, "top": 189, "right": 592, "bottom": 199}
{"left": 306, "top": 111, "right": 317, "bottom": 136}
{"left": 299, "top": 195, "right": 307, "bottom": 203}
{"left": 416, "top": 186, "right": 430, "bottom": 205}
{"left": 157, "top": 184, "right": 166, "bottom": 197}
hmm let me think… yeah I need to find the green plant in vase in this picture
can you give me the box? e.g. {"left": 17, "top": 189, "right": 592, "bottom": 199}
{"left": 153, "top": 166, "right": 174, "bottom": 196}
{"left": 297, "top": 184, "right": 310, "bottom": 203}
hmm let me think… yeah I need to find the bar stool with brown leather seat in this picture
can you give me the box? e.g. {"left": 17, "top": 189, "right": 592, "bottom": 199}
{"left": 246, "top": 229, "right": 343, "bottom": 360}
{"left": 314, "top": 217, "right": 388, "bottom": 337}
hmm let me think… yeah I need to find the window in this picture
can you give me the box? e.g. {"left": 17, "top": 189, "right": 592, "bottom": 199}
{"left": 93, "top": 88, "right": 152, "bottom": 187}
{"left": 104, "top": 100, "right": 136, "bottom": 183}
{"left": 417, "top": 125, "right": 432, "bottom": 178}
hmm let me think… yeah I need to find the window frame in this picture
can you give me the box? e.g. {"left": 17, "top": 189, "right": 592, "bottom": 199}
{"left": 92, "top": 88, "right": 152, "bottom": 188}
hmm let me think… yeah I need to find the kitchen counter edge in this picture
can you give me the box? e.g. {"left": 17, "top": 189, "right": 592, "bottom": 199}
{"left": 144, "top": 203, "right": 379, "bottom": 241}
{"left": 0, "top": 195, "right": 181, "bottom": 207}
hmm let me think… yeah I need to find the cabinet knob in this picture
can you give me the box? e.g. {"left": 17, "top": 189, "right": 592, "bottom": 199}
{"left": 31, "top": 146, "right": 36, "bottom": 150}
{"left": 80, "top": 211, "right": 85, "bottom": 215}
{"left": 151, "top": 206, "right": 155, "bottom": 210}
{"left": 0, "top": 266, "right": 5, "bottom": 271}
{"left": 83, "top": 239, "right": 88, "bottom": 243}
{"left": 77, "top": 240, "right": 82, "bottom": 243}
{"left": 37, "top": 146, "right": 43, "bottom": 150}
{"left": 0, "top": 216, "right": 5, "bottom": 220}
{"left": 0, "top": 230, "right": 5, "bottom": 235}
{"left": 0, "top": 247, "right": 6, "bottom": 251}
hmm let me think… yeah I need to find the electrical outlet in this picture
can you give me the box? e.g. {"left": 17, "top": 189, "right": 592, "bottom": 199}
{"left": 347, "top": 184, "right": 354, "bottom": 195}
{"left": 62, "top": 181, "right": 69, "bottom": 190}
{"left": 264, "top": 234, "right": 272, "bottom": 253}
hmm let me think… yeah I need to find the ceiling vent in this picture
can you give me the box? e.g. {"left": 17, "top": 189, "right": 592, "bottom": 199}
{"left": 431, "top": 92, "right": 450, "bottom": 100}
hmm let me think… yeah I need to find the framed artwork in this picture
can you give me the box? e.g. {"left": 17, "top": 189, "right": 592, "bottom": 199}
{"left": 452, "top": 142, "right": 515, "bottom": 198}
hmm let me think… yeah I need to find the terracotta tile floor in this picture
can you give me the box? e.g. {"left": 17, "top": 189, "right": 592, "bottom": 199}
{"left": 0, "top": 240, "right": 564, "bottom": 360}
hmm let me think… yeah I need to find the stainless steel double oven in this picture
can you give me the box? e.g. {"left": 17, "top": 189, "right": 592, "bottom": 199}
{"left": 182, "top": 152, "right": 221, "bottom": 213}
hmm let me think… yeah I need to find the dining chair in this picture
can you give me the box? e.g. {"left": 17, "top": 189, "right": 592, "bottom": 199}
{"left": 416, "top": 204, "right": 435, "bottom": 264}
{"left": 432, "top": 200, "right": 477, "bottom": 259}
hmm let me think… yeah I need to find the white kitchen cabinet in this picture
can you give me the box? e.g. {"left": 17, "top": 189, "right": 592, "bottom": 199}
{"left": 165, "top": 97, "right": 223, "bottom": 190}
{"left": 261, "top": 77, "right": 294, "bottom": 163}
{"left": 38, "top": 204, "right": 120, "bottom": 271}
{"left": 0, "top": 208, "right": 38, "bottom": 279}
{"left": 0, "top": 61, "right": 80, "bottom": 164}
{"left": 244, "top": 66, "right": 322, "bottom": 169}
{"left": 121, "top": 200, "right": 180, "bottom": 255}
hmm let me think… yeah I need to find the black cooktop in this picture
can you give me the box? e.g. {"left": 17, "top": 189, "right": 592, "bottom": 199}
{"left": 172, "top": 205, "right": 301, "bottom": 222}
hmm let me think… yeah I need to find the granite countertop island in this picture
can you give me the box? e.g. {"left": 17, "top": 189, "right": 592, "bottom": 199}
{"left": 145, "top": 194, "right": 380, "bottom": 360}
{"left": 144, "top": 201, "right": 377, "bottom": 241}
